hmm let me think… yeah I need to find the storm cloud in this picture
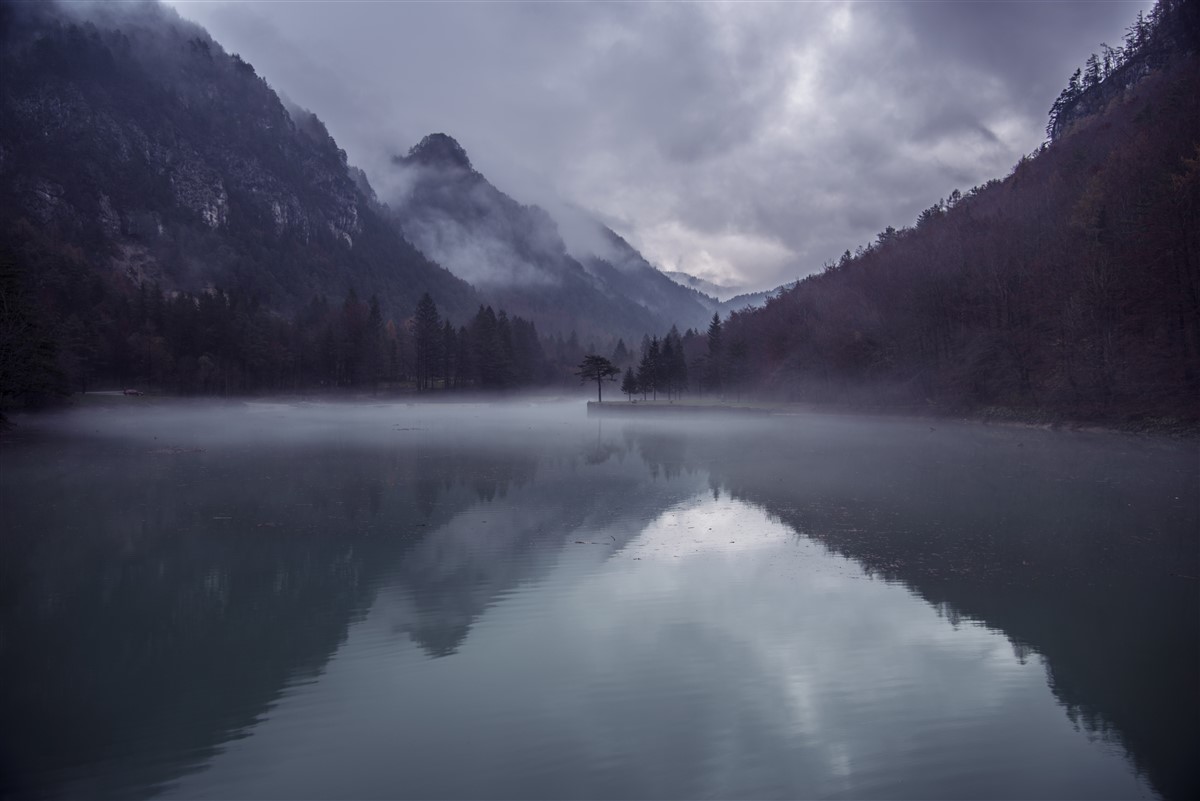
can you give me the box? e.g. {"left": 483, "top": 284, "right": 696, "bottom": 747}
{"left": 168, "top": 0, "right": 1150, "bottom": 292}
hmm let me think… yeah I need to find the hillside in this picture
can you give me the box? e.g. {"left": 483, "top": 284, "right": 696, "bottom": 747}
{"left": 386, "top": 133, "right": 713, "bottom": 341}
{"left": 0, "top": 1, "right": 613, "bottom": 402}
{"left": 662, "top": 271, "right": 780, "bottom": 316}
{"left": 664, "top": 271, "right": 745, "bottom": 302}
{"left": 0, "top": 1, "right": 721, "bottom": 406}
{"left": 717, "top": 0, "right": 1198, "bottom": 425}
{"left": 0, "top": 1, "right": 477, "bottom": 324}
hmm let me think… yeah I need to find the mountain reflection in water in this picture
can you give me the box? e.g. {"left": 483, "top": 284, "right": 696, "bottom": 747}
{"left": 1, "top": 401, "right": 1195, "bottom": 799}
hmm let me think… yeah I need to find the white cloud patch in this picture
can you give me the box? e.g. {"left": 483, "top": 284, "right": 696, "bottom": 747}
{"left": 167, "top": 0, "right": 1152, "bottom": 293}
{"left": 635, "top": 221, "right": 796, "bottom": 288}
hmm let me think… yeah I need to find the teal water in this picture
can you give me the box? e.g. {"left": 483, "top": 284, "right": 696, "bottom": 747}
{"left": 1, "top": 401, "right": 1196, "bottom": 799}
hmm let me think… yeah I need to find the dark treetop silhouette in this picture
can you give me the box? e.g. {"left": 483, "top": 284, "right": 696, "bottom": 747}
{"left": 576, "top": 355, "right": 620, "bottom": 402}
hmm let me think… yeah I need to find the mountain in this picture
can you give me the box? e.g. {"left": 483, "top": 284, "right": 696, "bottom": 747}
{"left": 717, "top": 0, "right": 1199, "bottom": 424}
{"left": 0, "top": 0, "right": 715, "bottom": 403}
{"left": 0, "top": 0, "right": 477, "bottom": 323}
{"left": 716, "top": 287, "right": 779, "bottom": 317}
{"left": 662, "top": 270, "right": 783, "bottom": 317}
{"left": 385, "top": 133, "right": 714, "bottom": 341}
{"left": 663, "top": 271, "right": 744, "bottom": 302}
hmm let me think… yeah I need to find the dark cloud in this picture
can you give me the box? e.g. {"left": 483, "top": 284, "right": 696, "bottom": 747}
{"left": 168, "top": 0, "right": 1151, "bottom": 292}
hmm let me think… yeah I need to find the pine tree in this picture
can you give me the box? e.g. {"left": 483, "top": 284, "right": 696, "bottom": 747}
{"left": 576, "top": 355, "right": 619, "bottom": 402}
{"left": 612, "top": 338, "right": 630, "bottom": 366}
{"left": 706, "top": 313, "right": 723, "bottom": 396}
{"left": 455, "top": 325, "right": 471, "bottom": 389}
{"left": 1084, "top": 53, "right": 1102, "bottom": 89}
{"left": 620, "top": 368, "right": 637, "bottom": 401}
{"left": 441, "top": 320, "right": 455, "bottom": 390}
{"left": 365, "top": 295, "right": 384, "bottom": 390}
{"left": 662, "top": 325, "right": 687, "bottom": 400}
{"left": 0, "top": 252, "right": 66, "bottom": 425}
{"left": 413, "top": 292, "right": 441, "bottom": 391}
{"left": 640, "top": 337, "right": 662, "bottom": 400}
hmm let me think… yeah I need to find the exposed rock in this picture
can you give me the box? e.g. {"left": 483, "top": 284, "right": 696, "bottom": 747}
{"left": 170, "top": 159, "right": 228, "bottom": 228}
{"left": 97, "top": 193, "right": 120, "bottom": 236}
{"left": 29, "top": 179, "right": 66, "bottom": 225}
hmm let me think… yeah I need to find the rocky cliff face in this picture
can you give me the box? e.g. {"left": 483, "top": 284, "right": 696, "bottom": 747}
{"left": 0, "top": 1, "right": 475, "bottom": 320}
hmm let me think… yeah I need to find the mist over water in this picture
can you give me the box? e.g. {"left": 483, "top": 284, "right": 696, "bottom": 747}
{"left": 1, "top": 400, "right": 1195, "bottom": 799}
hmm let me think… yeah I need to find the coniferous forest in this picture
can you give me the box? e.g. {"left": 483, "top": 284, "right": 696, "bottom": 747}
{"left": 1, "top": 0, "right": 1197, "bottom": 428}
{"left": 707, "top": 0, "right": 1200, "bottom": 425}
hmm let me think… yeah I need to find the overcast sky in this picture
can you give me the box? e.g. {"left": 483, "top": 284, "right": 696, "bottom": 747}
{"left": 167, "top": 0, "right": 1150, "bottom": 292}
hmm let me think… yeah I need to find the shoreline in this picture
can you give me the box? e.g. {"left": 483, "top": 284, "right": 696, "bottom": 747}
{"left": 3, "top": 393, "right": 1194, "bottom": 441}
{"left": 586, "top": 400, "right": 1200, "bottom": 439}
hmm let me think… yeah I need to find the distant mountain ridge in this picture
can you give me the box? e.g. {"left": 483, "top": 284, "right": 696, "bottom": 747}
{"left": 386, "top": 133, "right": 715, "bottom": 340}
{"left": 663, "top": 271, "right": 744, "bottom": 302}
{"left": 716, "top": 287, "right": 780, "bottom": 316}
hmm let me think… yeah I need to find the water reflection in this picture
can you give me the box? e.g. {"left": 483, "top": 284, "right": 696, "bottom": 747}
{"left": 163, "top": 497, "right": 1150, "bottom": 800}
{"left": 682, "top": 416, "right": 1198, "bottom": 801}
{"left": 0, "top": 403, "right": 1195, "bottom": 799}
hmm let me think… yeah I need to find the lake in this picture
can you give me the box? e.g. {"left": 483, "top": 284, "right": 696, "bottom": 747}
{"left": 1, "top": 400, "right": 1196, "bottom": 799}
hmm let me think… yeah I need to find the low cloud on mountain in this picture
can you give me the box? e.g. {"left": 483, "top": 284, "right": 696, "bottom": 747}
{"left": 168, "top": 0, "right": 1148, "bottom": 292}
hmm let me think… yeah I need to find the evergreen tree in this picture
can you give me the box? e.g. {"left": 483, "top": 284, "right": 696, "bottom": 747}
{"left": 413, "top": 292, "right": 441, "bottom": 391}
{"left": 612, "top": 338, "right": 631, "bottom": 366}
{"left": 441, "top": 320, "right": 455, "bottom": 390}
{"left": 1084, "top": 53, "right": 1102, "bottom": 89}
{"left": 470, "top": 305, "right": 518, "bottom": 389}
{"left": 728, "top": 339, "right": 748, "bottom": 401}
{"left": 511, "top": 317, "right": 545, "bottom": 386}
{"left": 455, "top": 325, "right": 471, "bottom": 388}
{"left": 661, "top": 337, "right": 676, "bottom": 400}
{"left": 0, "top": 252, "right": 66, "bottom": 424}
{"left": 1101, "top": 43, "right": 1122, "bottom": 77}
{"left": 620, "top": 368, "right": 637, "bottom": 401}
{"left": 664, "top": 325, "right": 687, "bottom": 399}
{"left": 638, "top": 337, "right": 662, "bottom": 400}
{"left": 365, "top": 294, "right": 385, "bottom": 389}
{"left": 706, "top": 313, "right": 723, "bottom": 396}
{"left": 576, "top": 354, "right": 620, "bottom": 402}
{"left": 495, "top": 311, "right": 516, "bottom": 388}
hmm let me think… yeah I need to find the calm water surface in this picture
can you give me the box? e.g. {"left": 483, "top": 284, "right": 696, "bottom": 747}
{"left": 1, "top": 401, "right": 1196, "bottom": 799}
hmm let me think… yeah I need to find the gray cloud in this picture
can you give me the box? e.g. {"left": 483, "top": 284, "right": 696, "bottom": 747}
{"left": 168, "top": 0, "right": 1151, "bottom": 292}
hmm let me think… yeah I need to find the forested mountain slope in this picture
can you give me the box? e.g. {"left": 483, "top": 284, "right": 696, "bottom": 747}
{"left": 0, "top": 1, "right": 477, "bottom": 322}
{"left": 0, "top": 1, "right": 491, "bottom": 400}
{"left": 664, "top": 271, "right": 745, "bottom": 303}
{"left": 720, "top": 0, "right": 1198, "bottom": 424}
{"left": 387, "top": 133, "right": 713, "bottom": 341}
{"left": 0, "top": 0, "right": 718, "bottom": 404}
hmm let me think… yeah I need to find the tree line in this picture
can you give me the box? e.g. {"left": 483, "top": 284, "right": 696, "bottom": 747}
{"left": 0, "top": 230, "right": 599, "bottom": 422}
{"left": 1047, "top": 0, "right": 1195, "bottom": 139}
{"left": 711, "top": 32, "right": 1199, "bottom": 423}
{"left": 584, "top": 314, "right": 753, "bottom": 403}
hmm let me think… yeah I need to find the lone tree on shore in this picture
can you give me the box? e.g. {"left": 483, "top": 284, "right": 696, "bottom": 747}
{"left": 576, "top": 354, "right": 620, "bottom": 402}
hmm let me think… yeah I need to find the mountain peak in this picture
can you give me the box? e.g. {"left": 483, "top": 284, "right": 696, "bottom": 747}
{"left": 404, "top": 133, "right": 473, "bottom": 171}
